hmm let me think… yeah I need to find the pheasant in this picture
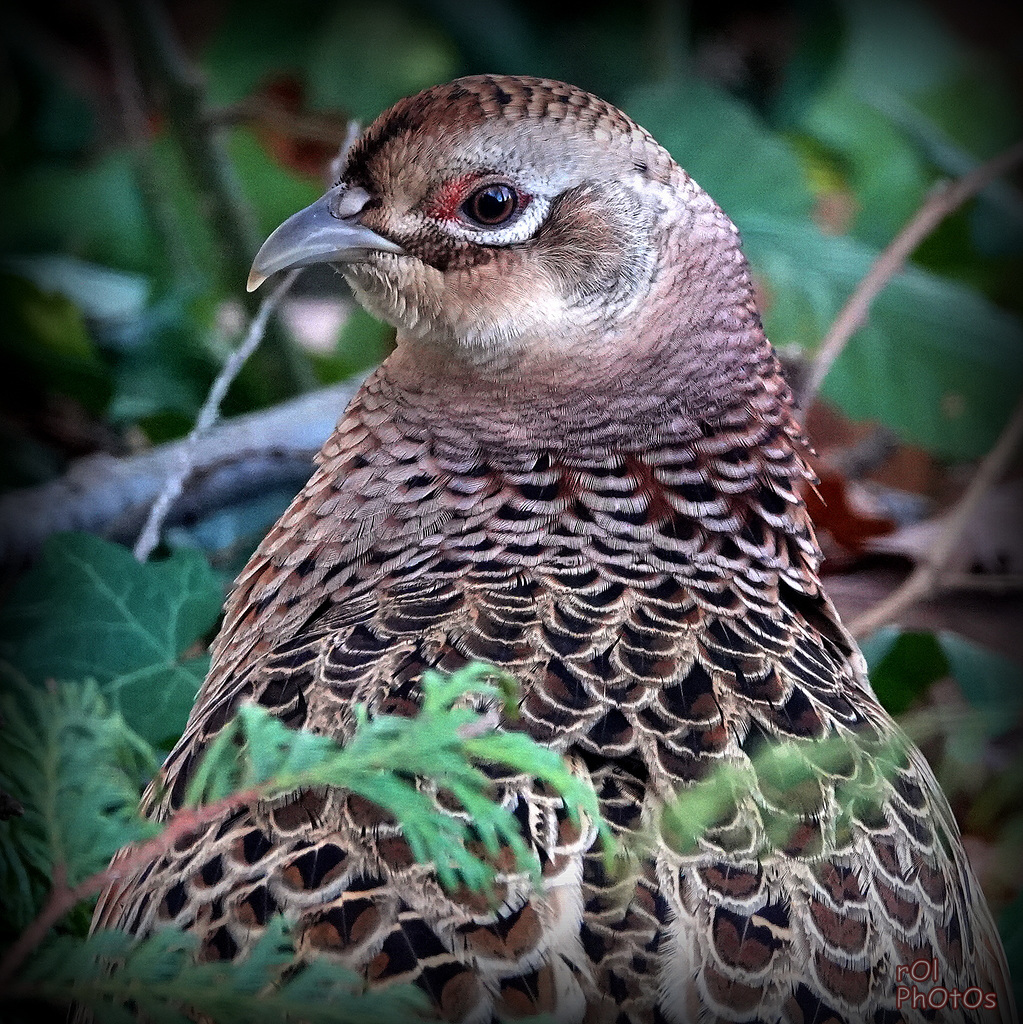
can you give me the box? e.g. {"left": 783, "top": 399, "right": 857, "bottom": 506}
{"left": 95, "top": 75, "right": 1015, "bottom": 1023}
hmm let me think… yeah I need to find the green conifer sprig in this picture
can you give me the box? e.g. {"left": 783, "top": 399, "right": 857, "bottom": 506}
{"left": 8, "top": 918, "right": 429, "bottom": 1023}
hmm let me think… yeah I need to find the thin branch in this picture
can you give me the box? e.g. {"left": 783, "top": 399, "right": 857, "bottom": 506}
{"left": 96, "top": 0, "right": 196, "bottom": 286}
{"left": 115, "top": 0, "right": 258, "bottom": 290}
{"left": 939, "top": 573, "right": 1023, "bottom": 595}
{"left": 133, "top": 270, "right": 299, "bottom": 561}
{"left": 114, "top": 0, "right": 313, "bottom": 396}
{"left": 0, "top": 378, "right": 361, "bottom": 567}
{"left": 850, "top": 391, "right": 1023, "bottom": 638}
{"left": 799, "top": 139, "right": 1023, "bottom": 412}
{"left": 210, "top": 96, "right": 355, "bottom": 147}
{"left": 0, "top": 788, "right": 260, "bottom": 990}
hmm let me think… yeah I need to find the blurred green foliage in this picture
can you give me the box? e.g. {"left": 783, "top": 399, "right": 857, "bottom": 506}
{"left": 0, "top": 2, "right": 1021, "bottom": 1013}
{"left": 1, "top": 0, "right": 1020, "bottom": 476}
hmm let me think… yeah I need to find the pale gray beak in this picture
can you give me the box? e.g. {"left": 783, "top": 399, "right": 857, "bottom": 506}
{"left": 246, "top": 184, "right": 402, "bottom": 292}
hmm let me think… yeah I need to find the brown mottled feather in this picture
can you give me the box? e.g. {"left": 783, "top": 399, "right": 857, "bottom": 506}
{"left": 94, "top": 76, "right": 1014, "bottom": 1024}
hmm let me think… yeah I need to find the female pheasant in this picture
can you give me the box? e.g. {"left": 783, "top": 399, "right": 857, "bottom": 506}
{"left": 96, "top": 75, "right": 1015, "bottom": 1023}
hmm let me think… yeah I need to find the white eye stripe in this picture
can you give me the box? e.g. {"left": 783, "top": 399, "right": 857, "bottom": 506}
{"left": 442, "top": 195, "right": 552, "bottom": 247}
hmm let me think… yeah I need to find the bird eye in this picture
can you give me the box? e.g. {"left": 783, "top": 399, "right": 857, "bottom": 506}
{"left": 463, "top": 183, "right": 518, "bottom": 226}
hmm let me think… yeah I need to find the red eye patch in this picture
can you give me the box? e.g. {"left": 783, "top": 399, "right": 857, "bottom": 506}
{"left": 423, "top": 173, "right": 484, "bottom": 222}
{"left": 422, "top": 173, "right": 531, "bottom": 223}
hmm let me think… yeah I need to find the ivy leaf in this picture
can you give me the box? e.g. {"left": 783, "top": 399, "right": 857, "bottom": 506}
{"left": 0, "top": 533, "right": 222, "bottom": 747}
{"left": 0, "top": 671, "right": 157, "bottom": 930}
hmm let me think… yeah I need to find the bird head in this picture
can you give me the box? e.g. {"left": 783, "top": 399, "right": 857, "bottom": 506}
{"left": 248, "top": 75, "right": 754, "bottom": 378}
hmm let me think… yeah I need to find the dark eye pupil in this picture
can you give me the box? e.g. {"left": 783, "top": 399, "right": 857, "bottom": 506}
{"left": 467, "top": 184, "right": 516, "bottom": 225}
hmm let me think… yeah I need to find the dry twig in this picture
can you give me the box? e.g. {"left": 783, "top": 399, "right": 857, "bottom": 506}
{"left": 850, "top": 391, "right": 1023, "bottom": 638}
{"left": 0, "top": 788, "right": 260, "bottom": 989}
{"left": 795, "top": 139, "right": 1023, "bottom": 637}
{"left": 211, "top": 95, "right": 355, "bottom": 147}
{"left": 133, "top": 270, "right": 299, "bottom": 561}
{"left": 0, "top": 379, "right": 360, "bottom": 567}
{"left": 799, "top": 140, "right": 1023, "bottom": 412}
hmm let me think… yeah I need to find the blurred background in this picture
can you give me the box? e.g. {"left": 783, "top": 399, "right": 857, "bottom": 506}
{"left": 0, "top": 0, "right": 1022, "bottom": 1000}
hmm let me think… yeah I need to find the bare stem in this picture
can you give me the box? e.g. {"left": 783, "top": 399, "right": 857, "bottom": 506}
{"left": 97, "top": 0, "right": 196, "bottom": 285}
{"left": 210, "top": 96, "right": 355, "bottom": 148}
{"left": 799, "top": 139, "right": 1023, "bottom": 412}
{"left": 133, "top": 269, "right": 299, "bottom": 561}
{"left": 114, "top": 0, "right": 313, "bottom": 397}
{"left": 115, "top": 0, "right": 257, "bottom": 290}
{"left": 0, "top": 377, "right": 363, "bottom": 566}
{"left": 0, "top": 788, "right": 260, "bottom": 990}
{"left": 850, "top": 390, "right": 1023, "bottom": 638}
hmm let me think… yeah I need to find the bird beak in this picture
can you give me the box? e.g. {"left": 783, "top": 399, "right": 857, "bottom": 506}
{"left": 246, "top": 184, "right": 403, "bottom": 292}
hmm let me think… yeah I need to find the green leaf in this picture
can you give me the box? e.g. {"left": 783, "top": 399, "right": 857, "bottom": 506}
{"left": 3, "top": 255, "right": 151, "bottom": 327}
{"left": 0, "top": 671, "right": 157, "bottom": 928}
{"left": 106, "top": 301, "right": 216, "bottom": 428}
{"left": 937, "top": 632, "right": 1023, "bottom": 733}
{"left": 861, "top": 627, "right": 1023, "bottom": 739}
{"left": 624, "top": 78, "right": 814, "bottom": 222}
{"left": 873, "top": 84, "right": 1023, "bottom": 260}
{"left": 830, "top": 0, "right": 1019, "bottom": 162}
{"left": 798, "top": 84, "right": 930, "bottom": 246}
{"left": 306, "top": 2, "right": 457, "bottom": 123}
{"left": 807, "top": 0, "right": 1023, "bottom": 253}
{"left": 621, "top": 79, "right": 1023, "bottom": 459}
{"left": 200, "top": 1, "right": 331, "bottom": 107}
{"left": 830, "top": 0, "right": 963, "bottom": 99}
{"left": 861, "top": 628, "right": 948, "bottom": 716}
{"left": 108, "top": 353, "right": 204, "bottom": 425}
{"left": 0, "top": 153, "right": 160, "bottom": 276}
{"left": 769, "top": 3, "right": 846, "bottom": 130}
{"left": 742, "top": 216, "right": 1023, "bottom": 459}
{"left": 227, "top": 128, "right": 321, "bottom": 242}
{"left": 0, "top": 273, "right": 111, "bottom": 415}
{"left": 0, "top": 534, "right": 222, "bottom": 747}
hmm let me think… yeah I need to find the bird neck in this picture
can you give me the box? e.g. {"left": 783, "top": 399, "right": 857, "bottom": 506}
{"left": 360, "top": 341, "right": 820, "bottom": 592}
{"left": 378, "top": 318, "right": 806, "bottom": 471}
{"left": 380, "top": 217, "right": 802, "bottom": 461}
